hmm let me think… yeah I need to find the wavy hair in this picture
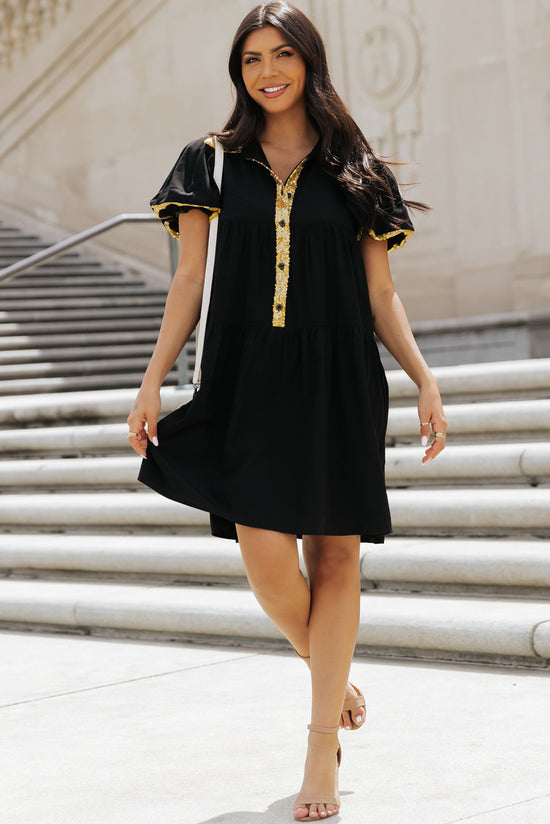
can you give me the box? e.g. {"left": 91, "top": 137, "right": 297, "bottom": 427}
{"left": 215, "top": 2, "right": 429, "bottom": 231}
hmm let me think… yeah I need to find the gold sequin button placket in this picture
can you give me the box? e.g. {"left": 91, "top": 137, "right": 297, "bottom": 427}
{"left": 252, "top": 157, "right": 308, "bottom": 328}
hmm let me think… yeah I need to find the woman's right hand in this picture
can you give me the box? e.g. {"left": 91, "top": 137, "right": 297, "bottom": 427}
{"left": 126, "top": 385, "right": 161, "bottom": 459}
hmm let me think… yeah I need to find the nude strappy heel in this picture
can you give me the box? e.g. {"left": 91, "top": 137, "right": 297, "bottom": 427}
{"left": 293, "top": 724, "right": 342, "bottom": 820}
{"left": 294, "top": 649, "right": 367, "bottom": 730}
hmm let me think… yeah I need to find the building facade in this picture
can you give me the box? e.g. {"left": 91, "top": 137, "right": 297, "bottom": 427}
{"left": 0, "top": 0, "right": 549, "bottom": 326}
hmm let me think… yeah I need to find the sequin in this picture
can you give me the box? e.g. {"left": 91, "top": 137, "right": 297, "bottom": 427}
{"left": 151, "top": 202, "right": 220, "bottom": 238}
{"left": 364, "top": 227, "right": 414, "bottom": 249}
{"left": 250, "top": 157, "right": 308, "bottom": 327}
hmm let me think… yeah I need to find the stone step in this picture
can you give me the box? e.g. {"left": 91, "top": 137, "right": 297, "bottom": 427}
{"left": 0, "top": 292, "right": 166, "bottom": 312}
{"left": 0, "top": 387, "right": 188, "bottom": 426}
{"left": 387, "top": 442, "right": 550, "bottom": 485}
{"left": 0, "top": 329, "right": 159, "bottom": 351}
{"left": 0, "top": 254, "right": 94, "bottom": 266}
{"left": 0, "top": 228, "right": 39, "bottom": 238}
{"left": 0, "top": 284, "right": 159, "bottom": 301}
{"left": 0, "top": 402, "right": 538, "bottom": 453}
{"left": 1, "top": 534, "right": 548, "bottom": 596}
{"left": 0, "top": 577, "right": 548, "bottom": 665}
{"left": 0, "top": 356, "right": 156, "bottom": 380}
{"left": 0, "top": 489, "right": 548, "bottom": 536}
{"left": 0, "top": 245, "right": 81, "bottom": 256}
{"left": 359, "top": 537, "right": 550, "bottom": 595}
{"left": 0, "top": 372, "right": 177, "bottom": 396}
{"left": 0, "top": 317, "right": 162, "bottom": 337}
{"left": 2, "top": 444, "right": 549, "bottom": 488}
{"left": 13, "top": 266, "right": 125, "bottom": 279}
{"left": 0, "top": 305, "right": 164, "bottom": 324}
{"left": 0, "top": 343, "right": 154, "bottom": 366}
{"left": 0, "top": 242, "right": 55, "bottom": 253}
{"left": 0, "top": 382, "right": 543, "bottom": 433}
{"left": 389, "top": 358, "right": 550, "bottom": 403}
{"left": 9, "top": 275, "right": 140, "bottom": 288}
{"left": 0, "top": 422, "right": 145, "bottom": 453}
{"left": 0, "top": 291, "right": 166, "bottom": 312}
{"left": 388, "top": 399, "right": 550, "bottom": 443}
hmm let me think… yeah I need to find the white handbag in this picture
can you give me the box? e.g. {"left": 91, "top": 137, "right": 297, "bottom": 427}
{"left": 192, "top": 135, "right": 224, "bottom": 391}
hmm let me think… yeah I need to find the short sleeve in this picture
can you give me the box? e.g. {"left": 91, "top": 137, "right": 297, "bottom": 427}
{"left": 150, "top": 136, "right": 221, "bottom": 238}
{"left": 365, "top": 165, "right": 415, "bottom": 251}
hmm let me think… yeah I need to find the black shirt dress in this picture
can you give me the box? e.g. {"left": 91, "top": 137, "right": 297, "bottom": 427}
{"left": 138, "top": 135, "right": 414, "bottom": 543}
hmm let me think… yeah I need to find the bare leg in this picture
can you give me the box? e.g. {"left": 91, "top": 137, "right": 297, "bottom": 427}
{"left": 235, "top": 524, "right": 311, "bottom": 655}
{"left": 302, "top": 536, "right": 365, "bottom": 731}
{"left": 293, "top": 534, "right": 361, "bottom": 819}
{"left": 236, "top": 524, "right": 361, "bottom": 820}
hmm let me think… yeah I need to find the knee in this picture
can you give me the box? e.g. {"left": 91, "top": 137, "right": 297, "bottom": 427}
{"left": 309, "top": 543, "right": 360, "bottom": 584}
{"left": 249, "top": 563, "right": 301, "bottom": 601}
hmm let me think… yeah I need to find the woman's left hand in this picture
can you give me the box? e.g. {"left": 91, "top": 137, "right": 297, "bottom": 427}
{"left": 418, "top": 381, "right": 447, "bottom": 464}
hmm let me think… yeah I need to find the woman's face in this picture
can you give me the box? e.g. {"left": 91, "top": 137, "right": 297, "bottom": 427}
{"left": 241, "top": 25, "right": 307, "bottom": 115}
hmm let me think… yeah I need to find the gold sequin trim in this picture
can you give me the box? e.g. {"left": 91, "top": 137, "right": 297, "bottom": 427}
{"left": 204, "top": 136, "right": 242, "bottom": 153}
{"left": 251, "top": 157, "right": 308, "bottom": 327}
{"left": 365, "top": 227, "right": 414, "bottom": 249}
{"left": 151, "top": 202, "right": 220, "bottom": 238}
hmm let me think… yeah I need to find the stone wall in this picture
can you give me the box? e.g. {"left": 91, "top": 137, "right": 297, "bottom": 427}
{"left": 0, "top": 0, "right": 549, "bottom": 320}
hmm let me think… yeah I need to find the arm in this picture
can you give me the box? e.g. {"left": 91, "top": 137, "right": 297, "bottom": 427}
{"left": 127, "top": 209, "right": 210, "bottom": 458}
{"left": 360, "top": 234, "right": 447, "bottom": 463}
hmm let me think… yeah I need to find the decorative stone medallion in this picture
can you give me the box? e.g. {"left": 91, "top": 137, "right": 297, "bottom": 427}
{"left": 360, "top": 8, "right": 421, "bottom": 111}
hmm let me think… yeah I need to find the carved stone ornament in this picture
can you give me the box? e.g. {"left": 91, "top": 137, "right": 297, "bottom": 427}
{"left": 360, "top": 8, "right": 421, "bottom": 112}
{"left": 0, "top": 0, "right": 71, "bottom": 69}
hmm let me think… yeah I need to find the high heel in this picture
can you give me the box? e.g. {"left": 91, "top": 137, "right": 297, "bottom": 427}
{"left": 293, "top": 724, "right": 341, "bottom": 820}
{"left": 294, "top": 649, "right": 366, "bottom": 730}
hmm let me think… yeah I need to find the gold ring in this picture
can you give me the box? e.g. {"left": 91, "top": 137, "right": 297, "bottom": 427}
{"left": 127, "top": 432, "right": 138, "bottom": 439}
{"left": 420, "top": 422, "right": 430, "bottom": 426}
{"left": 434, "top": 432, "right": 446, "bottom": 438}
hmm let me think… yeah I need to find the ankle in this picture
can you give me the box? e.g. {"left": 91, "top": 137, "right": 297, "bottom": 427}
{"left": 307, "top": 726, "right": 339, "bottom": 751}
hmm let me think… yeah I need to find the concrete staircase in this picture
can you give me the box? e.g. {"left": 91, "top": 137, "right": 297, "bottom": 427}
{"left": 1, "top": 220, "right": 550, "bottom": 668}
{"left": 0, "top": 220, "right": 177, "bottom": 394}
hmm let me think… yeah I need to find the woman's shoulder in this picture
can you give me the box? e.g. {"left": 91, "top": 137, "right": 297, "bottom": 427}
{"left": 149, "top": 135, "right": 220, "bottom": 237}
{"left": 173, "top": 135, "right": 214, "bottom": 164}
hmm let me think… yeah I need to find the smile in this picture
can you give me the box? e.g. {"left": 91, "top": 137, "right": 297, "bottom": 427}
{"left": 260, "top": 84, "right": 290, "bottom": 97}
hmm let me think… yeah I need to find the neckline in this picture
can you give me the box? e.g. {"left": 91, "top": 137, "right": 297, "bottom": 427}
{"left": 249, "top": 137, "right": 320, "bottom": 186}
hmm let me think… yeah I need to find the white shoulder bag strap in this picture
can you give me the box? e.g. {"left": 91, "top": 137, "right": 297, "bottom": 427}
{"left": 192, "top": 135, "right": 224, "bottom": 391}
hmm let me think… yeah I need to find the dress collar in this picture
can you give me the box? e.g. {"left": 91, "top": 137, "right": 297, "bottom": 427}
{"left": 242, "top": 136, "right": 321, "bottom": 166}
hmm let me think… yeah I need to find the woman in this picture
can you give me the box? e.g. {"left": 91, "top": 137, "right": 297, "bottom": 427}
{"left": 128, "top": 3, "right": 446, "bottom": 819}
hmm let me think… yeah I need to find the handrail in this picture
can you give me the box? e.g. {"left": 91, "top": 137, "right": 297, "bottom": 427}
{"left": 0, "top": 213, "right": 159, "bottom": 284}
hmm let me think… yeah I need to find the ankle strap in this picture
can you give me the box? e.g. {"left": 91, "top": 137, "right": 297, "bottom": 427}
{"left": 308, "top": 724, "right": 340, "bottom": 734}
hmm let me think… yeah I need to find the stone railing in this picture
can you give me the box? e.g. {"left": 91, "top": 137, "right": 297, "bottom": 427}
{"left": 0, "top": 0, "right": 71, "bottom": 69}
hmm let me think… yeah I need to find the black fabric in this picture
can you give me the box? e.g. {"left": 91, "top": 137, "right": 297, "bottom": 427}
{"left": 150, "top": 137, "right": 220, "bottom": 237}
{"left": 139, "top": 136, "right": 414, "bottom": 543}
{"left": 369, "top": 164, "right": 415, "bottom": 250}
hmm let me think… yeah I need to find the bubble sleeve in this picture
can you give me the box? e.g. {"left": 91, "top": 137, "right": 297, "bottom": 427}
{"left": 150, "top": 136, "right": 221, "bottom": 238}
{"left": 365, "top": 165, "right": 415, "bottom": 251}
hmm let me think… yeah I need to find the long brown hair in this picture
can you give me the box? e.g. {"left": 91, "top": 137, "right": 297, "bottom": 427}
{"left": 215, "top": 2, "right": 429, "bottom": 231}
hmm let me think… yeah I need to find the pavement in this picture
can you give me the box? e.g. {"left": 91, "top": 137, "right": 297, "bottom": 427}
{"left": 2, "top": 630, "right": 550, "bottom": 824}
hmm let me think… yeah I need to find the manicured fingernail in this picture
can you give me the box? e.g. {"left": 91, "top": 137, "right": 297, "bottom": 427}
{"left": 355, "top": 715, "right": 362, "bottom": 723}
{"left": 421, "top": 436, "right": 428, "bottom": 446}
{"left": 152, "top": 437, "right": 159, "bottom": 446}
{"left": 345, "top": 724, "right": 351, "bottom": 729}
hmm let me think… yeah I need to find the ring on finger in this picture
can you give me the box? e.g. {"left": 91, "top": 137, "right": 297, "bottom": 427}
{"left": 434, "top": 432, "right": 446, "bottom": 438}
{"left": 127, "top": 432, "right": 138, "bottom": 439}
{"left": 420, "top": 421, "right": 430, "bottom": 426}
